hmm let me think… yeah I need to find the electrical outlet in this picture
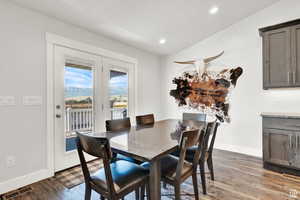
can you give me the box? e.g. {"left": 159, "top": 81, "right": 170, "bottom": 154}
{"left": 0, "top": 96, "right": 16, "bottom": 106}
{"left": 6, "top": 156, "right": 16, "bottom": 168}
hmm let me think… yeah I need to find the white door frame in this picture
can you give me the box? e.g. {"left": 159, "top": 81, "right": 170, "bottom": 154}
{"left": 46, "top": 33, "right": 138, "bottom": 176}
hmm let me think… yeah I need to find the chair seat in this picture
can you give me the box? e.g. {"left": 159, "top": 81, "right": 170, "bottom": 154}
{"left": 141, "top": 155, "right": 192, "bottom": 180}
{"left": 171, "top": 146, "right": 198, "bottom": 163}
{"left": 116, "top": 153, "right": 140, "bottom": 163}
{"left": 91, "top": 160, "right": 148, "bottom": 193}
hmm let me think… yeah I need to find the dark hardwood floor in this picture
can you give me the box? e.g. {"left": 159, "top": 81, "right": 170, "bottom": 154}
{"left": 2, "top": 149, "right": 300, "bottom": 200}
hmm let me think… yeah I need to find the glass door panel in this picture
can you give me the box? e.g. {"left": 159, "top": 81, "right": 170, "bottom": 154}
{"left": 109, "top": 69, "right": 129, "bottom": 120}
{"left": 64, "top": 63, "right": 94, "bottom": 152}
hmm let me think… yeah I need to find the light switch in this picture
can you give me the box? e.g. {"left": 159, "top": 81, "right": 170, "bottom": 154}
{"left": 23, "top": 96, "right": 42, "bottom": 106}
{"left": 0, "top": 96, "right": 16, "bottom": 106}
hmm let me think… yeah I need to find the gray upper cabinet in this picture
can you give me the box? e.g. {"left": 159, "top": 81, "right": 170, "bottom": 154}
{"left": 260, "top": 19, "right": 300, "bottom": 89}
{"left": 262, "top": 28, "right": 291, "bottom": 88}
{"left": 291, "top": 24, "right": 300, "bottom": 86}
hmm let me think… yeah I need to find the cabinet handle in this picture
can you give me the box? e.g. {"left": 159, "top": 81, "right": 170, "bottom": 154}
{"left": 289, "top": 135, "right": 292, "bottom": 149}
{"left": 288, "top": 72, "right": 290, "bottom": 83}
{"left": 293, "top": 72, "right": 296, "bottom": 84}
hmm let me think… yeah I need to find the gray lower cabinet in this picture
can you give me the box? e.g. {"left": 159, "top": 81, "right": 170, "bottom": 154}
{"left": 263, "top": 128, "right": 294, "bottom": 166}
{"left": 291, "top": 131, "right": 300, "bottom": 168}
{"left": 260, "top": 19, "right": 300, "bottom": 89}
{"left": 262, "top": 115, "right": 300, "bottom": 175}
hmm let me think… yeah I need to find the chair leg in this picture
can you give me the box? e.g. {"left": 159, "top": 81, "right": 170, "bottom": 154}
{"left": 135, "top": 189, "right": 140, "bottom": 200}
{"left": 85, "top": 185, "right": 92, "bottom": 200}
{"left": 140, "top": 186, "right": 145, "bottom": 200}
{"left": 174, "top": 184, "right": 181, "bottom": 200}
{"left": 162, "top": 182, "right": 167, "bottom": 189}
{"left": 146, "top": 183, "right": 150, "bottom": 200}
{"left": 192, "top": 172, "right": 199, "bottom": 200}
{"left": 199, "top": 161, "right": 207, "bottom": 195}
{"left": 207, "top": 156, "right": 215, "bottom": 181}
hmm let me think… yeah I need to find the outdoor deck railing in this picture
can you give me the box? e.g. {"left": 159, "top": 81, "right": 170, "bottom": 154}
{"left": 65, "top": 107, "right": 127, "bottom": 137}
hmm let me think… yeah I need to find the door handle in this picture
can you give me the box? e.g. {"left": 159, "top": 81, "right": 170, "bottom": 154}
{"left": 293, "top": 72, "right": 296, "bottom": 84}
{"left": 289, "top": 135, "right": 292, "bottom": 149}
{"left": 56, "top": 114, "right": 61, "bottom": 118}
{"left": 296, "top": 135, "right": 298, "bottom": 150}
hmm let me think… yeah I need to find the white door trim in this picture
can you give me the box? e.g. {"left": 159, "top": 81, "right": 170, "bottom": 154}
{"left": 46, "top": 33, "right": 138, "bottom": 176}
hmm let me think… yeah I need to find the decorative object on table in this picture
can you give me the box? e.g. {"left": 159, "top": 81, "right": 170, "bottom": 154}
{"left": 170, "top": 51, "right": 243, "bottom": 122}
{"left": 170, "top": 120, "right": 202, "bottom": 142}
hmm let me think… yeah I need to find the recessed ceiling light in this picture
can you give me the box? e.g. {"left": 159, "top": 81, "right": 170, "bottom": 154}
{"left": 159, "top": 38, "right": 166, "bottom": 44}
{"left": 209, "top": 6, "right": 219, "bottom": 15}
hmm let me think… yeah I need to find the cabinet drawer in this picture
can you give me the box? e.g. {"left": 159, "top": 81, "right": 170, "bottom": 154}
{"left": 263, "top": 117, "right": 300, "bottom": 131}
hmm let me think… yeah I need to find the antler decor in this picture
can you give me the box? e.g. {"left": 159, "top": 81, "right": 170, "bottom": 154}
{"left": 171, "top": 51, "right": 243, "bottom": 123}
{"left": 175, "top": 51, "right": 224, "bottom": 77}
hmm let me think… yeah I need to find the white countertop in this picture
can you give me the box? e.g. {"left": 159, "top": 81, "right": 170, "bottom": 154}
{"left": 261, "top": 112, "right": 300, "bottom": 118}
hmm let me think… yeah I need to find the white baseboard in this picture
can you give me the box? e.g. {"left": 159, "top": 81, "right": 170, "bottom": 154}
{"left": 215, "top": 143, "right": 262, "bottom": 158}
{"left": 0, "top": 169, "right": 52, "bottom": 195}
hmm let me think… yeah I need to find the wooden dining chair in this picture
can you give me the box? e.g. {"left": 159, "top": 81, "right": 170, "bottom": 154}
{"left": 76, "top": 132, "right": 149, "bottom": 200}
{"left": 136, "top": 114, "right": 155, "bottom": 126}
{"left": 141, "top": 129, "right": 203, "bottom": 200}
{"left": 186, "top": 122, "right": 219, "bottom": 194}
{"left": 106, "top": 117, "right": 131, "bottom": 132}
{"left": 170, "top": 121, "right": 218, "bottom": 195}
{"left": 105, "top": 118, "right": 139, "bottom": 163}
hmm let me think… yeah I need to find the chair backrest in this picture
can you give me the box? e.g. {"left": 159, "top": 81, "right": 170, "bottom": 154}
{"left": 76, "top": 132, "right": 115, "bottom": 194}
{"left": 206, "top": 121, "right": 220, "bottom": 157}
{"left": 183, "top": 113, "right": 206, "bottom": 122}
{"left": 136, "top": 114, "right": 155, "bottom": 126}
{"left": 175, "top": 129, "right": 202, "bottom": 180}
{"left": 197, "top": 121, "right": 220, "bottom": 164}
{"left": 76, "top": 132, "right": 112, "bottom": 159}
{"left": 106, "top": 117, "right": 131, "bottom": 132}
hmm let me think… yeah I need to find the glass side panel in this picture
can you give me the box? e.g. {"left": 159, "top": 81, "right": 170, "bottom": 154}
{"left": 109, "top": 70, "right": 128, "bottom": 120}
{"left": 64, "top": 63, "right": 93, "bottom": 152}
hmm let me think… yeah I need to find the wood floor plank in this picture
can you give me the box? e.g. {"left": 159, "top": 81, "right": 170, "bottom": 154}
{"left": 1, "top": 149, "right": 300, "bottom": 200}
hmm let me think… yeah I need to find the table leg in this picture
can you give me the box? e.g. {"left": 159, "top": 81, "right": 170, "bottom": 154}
{"left": 149, "top": 160, "right": 161, "bottom": 200}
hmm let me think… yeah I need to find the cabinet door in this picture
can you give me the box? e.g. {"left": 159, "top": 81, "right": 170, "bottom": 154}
{"left": 291, "top": 25, "right": 300, "bottom": 86}
{"left": 290, "top": 132, "right": 300, "bottom": 169}
{"left": 263, "top": 128, "right": 295, "bottom": 166}
{"left": 263, "top": 28, "right": 291, "bottom": 89}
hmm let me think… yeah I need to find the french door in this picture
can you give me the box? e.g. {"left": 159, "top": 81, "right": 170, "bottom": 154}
{"left": 53, "top": 46, "right": 134, "bottom": 171}
{"left": 102, "top": 57, "right": 135, "bottom": 121}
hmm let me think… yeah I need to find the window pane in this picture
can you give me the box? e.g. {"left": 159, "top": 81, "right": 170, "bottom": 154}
{"left": 64, "top": 63, "right": 93, "bottom": 152}
{"left": 109, "top": 70, "right": 128, "bottom": 120}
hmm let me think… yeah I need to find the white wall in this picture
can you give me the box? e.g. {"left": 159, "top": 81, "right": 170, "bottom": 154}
{"left": 0, "top": 0, "right": 162, "bottom": 192}
{"left": 161, "top": 0, "right": 300, "bottom": 157}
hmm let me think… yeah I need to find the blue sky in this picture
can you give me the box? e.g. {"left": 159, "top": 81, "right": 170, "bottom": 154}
{"left": 109, "top": 74, "right": 128, "bottom": 96}
{"left": 65, "top": 66, "right": 93, "bottom": 88}
{"left": 65, "top": 66, "right": 128, "bottom": 96}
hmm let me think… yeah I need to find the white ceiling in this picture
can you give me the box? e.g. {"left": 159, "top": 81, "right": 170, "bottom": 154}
{"left": 11, "top": 0, "right": 280, "bottom": 55}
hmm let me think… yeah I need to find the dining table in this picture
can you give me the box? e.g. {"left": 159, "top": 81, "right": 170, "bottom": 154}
{"left": 89, "top": 119, "right": 205, "bottom": 200}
